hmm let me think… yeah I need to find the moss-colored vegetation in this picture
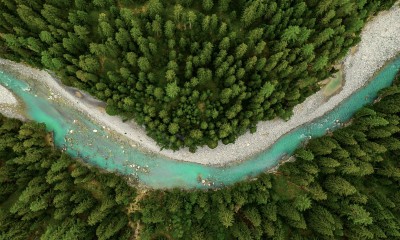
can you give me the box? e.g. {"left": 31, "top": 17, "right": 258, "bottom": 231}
{"left": 323, "top": 69, "right": 342, "bottom": 96}
{"left": 0, "top": 0, "right": 396, "bottom": 151}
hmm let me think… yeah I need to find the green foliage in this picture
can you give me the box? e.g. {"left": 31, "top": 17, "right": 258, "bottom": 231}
{"left": 137, "top": 82, "right": 400, "bottom": 239}
{"left": 1, "top": 80, "right": 400, "bottom": 239}
{"left": 0, "top": 0, "right": 395, "bottom": 151}
{"left": 0, "top": 115, "right": 136, "bottom": 240}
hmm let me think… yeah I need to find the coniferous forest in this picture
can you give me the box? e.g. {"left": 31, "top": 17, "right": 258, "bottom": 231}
{"left": 1, "top": 72, "right": 400, "bottom": 239}
{"left": 0, "top": 0, "right": 399, "bottom": 239}
{"left": 137, "top": 73, "right": 400, "bottom": 239}
{"left": 0, "top": 116, "right": 136, "bottom": 239}
{"left": 0, "top": 0, "right": 397, "bottom": 151}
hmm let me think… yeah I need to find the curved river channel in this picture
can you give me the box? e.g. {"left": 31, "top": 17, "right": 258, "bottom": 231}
{"left": 1, "top": 57, "right": 400, "bottom": 189}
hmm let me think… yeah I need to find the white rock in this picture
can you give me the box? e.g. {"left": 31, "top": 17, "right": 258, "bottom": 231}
{"left": 0, "top": 85, "right": 18, "bottom": 105}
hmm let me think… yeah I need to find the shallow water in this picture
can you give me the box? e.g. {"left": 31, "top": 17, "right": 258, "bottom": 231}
{"left": 0, "top": 57, "right": 399, "bottom": 189}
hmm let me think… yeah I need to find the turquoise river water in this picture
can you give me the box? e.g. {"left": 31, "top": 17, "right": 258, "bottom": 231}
{"left": 0, "top": 57, "right": 399, "bottom": 189}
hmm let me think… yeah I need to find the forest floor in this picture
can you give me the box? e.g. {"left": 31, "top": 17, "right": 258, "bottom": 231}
{"left": 0, "top": 4, "right": 399, "bottom": 166}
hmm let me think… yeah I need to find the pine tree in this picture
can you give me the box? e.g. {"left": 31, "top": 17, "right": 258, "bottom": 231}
{"left": 218, "top": 208, "right": 234, "bottom": 227}
{"left": 148, "top": 0, "right": 163, "bottom": 17}
{"left": 324, "top": 176, "right": 357, "bottom": 196}
{"left": 203, "top": 0, "right": 214, "bottom": 11}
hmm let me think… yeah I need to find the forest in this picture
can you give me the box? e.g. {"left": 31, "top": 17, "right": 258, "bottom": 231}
{"left": 0, "top": 0, "right": 397, "bottom": 151}
{"left": 1, "top": 72, "right": 400, "bottom": 239}
{"left": 0, "top": 115, "right": 136, "bottom": 239}
{"left": 137, "top": 71, "right": 400, "bottom": 239}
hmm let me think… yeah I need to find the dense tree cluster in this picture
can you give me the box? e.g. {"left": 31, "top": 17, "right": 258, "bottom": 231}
{"left": 0, "top": 115, "right": 136, "bottom": 239}
{"left": 0, "top": 0, "right": 396, "bottom": 151}
{"left": 137, "top": 76, "right": 400, "bottom": 239}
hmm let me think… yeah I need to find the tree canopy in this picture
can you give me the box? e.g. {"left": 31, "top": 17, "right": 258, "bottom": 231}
{"left": 0, "top": 115, "right": 136, "bottom": 240}
{"left": 0, "top": 0, "right": 396, "bottom": 151}
{"left": 136, "top": 71, "right": 400, "bottom": 239}
{"left": 1, "top": 71, "right": 400, "bottom": 239}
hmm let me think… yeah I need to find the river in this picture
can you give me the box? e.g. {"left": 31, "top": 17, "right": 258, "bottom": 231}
{"left": 0, "top": 57, "right": 399, "bottom": 189}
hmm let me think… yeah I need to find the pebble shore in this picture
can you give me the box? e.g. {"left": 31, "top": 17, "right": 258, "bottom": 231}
{"left": 0, "top": 3, "right": 399, "bottom": 165}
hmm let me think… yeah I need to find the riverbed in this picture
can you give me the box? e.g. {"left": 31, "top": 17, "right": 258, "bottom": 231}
{"left": 0, "top": 4, "right": 399, "bottom": 189}
{"left": 1, "top": 56, "right": 399, "bottom": 188}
